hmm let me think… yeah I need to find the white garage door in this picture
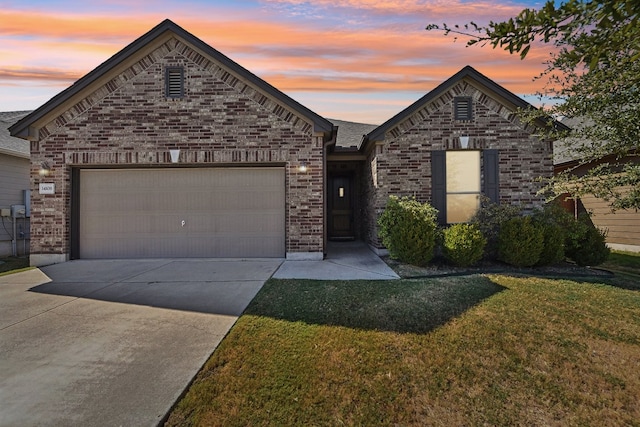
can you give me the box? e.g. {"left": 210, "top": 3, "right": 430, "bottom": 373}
{"left": 79, "top": 167, "right": 285, "bottom": 258}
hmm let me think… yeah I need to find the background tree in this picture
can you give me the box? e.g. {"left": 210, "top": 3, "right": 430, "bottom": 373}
{"left": 427, "top": 0, "right": 640, "bottom": 210}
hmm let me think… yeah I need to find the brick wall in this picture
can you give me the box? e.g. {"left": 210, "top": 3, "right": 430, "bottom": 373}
{"left": 364, "top": 80, "right": 554, "bottom": 248}
{"left": 30, "top": 37, "right": 324, "bottom": 259}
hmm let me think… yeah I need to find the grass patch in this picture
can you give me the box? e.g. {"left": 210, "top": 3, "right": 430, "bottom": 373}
{"left": 0, "top": 256, "right": 30, "bottom": 276}
{"left": 166, "top": 275, "right": 640, "bottom": 426}
{"left": 602, "top": 250, "right": 640, "bottom": 277}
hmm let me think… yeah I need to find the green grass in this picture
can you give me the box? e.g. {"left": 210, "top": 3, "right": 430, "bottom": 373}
{"left": 165, "top": 274, "right": 640, "bottom": 427}
{"left": 0, "top": 256, "right": 30, "bottom": 276}
{"left": 602, "top": 250, "right": 640, "bottom": 277}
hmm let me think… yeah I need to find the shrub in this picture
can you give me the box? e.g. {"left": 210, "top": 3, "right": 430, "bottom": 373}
{"left": 534, "top": 222, "right": 566, "bottom": 266}
{"left": 442, "top": 224, "right": 487, "bottom": 267}
{"left": 377, "top": 196, "right": 439, "bottom": 266}
{"left": 531, "top": 204, "right": 568, "bottom": 266}
{"left": 565, "top": 214, "right": 610, "bottom": 266}
{"left": 497, "top": 216, "right": 544, "bottom": 267}
{"left": 470, "top": 197, "right": 521, "bottom": 260}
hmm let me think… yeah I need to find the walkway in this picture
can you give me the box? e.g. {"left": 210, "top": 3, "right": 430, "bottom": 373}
{"left": 273, "top": 240, "right": 399, "bottom": 280}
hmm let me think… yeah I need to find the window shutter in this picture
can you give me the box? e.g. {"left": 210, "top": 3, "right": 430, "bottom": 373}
{"left": 166, "top": 67, "right": 184, "bottom": 98}
{"left": 483, "top": 149, "right": 500, "bottom": 203}
{"left": 431, "top": 150, "right": 446, "bottom": 225}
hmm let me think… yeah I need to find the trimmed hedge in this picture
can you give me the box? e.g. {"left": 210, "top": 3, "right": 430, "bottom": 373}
{"left": 377, "top": 196, "right": 439, "bottom": 266}
{"left": 470, "top": 197, "right": 521, "bottom": 260}
{"left": 497, "top": 216, "right": 544, "bottom": 267}
{"left": 442, "top": 224, "right": 487, "bottom": 267}
{"left": 565, "top": 214, "right": 610, "bottom": 266}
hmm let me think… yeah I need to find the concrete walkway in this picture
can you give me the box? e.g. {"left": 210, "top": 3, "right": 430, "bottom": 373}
{"left": 0, "top": 259, "right": 281, "bottom": 427}
{"left": 274, "top": 241, "right": 399, "bottom": 280}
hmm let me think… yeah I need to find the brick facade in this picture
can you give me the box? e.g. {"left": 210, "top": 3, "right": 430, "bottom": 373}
{"left": 14, "top": 22, "right": 556, "bottom": 263}
{"left": 363, "top": 78, "right": 553, "bottom": 248}
{"left": 27, "top": 34, "right": 327, "bottom": 263}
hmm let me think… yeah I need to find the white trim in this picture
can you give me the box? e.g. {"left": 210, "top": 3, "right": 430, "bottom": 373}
{"left": 0, "top": 147, "right": 29, "bottom": 159}
{"left": 30, "top": 253, "right": 69, "bottom": 267}
{"left": 286, "top": 252, "right": 323, "bottom": 261}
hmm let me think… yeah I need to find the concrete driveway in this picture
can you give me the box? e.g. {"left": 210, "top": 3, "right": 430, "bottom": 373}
{"left": 0, "top": 259, "right": 281, "bottom": 427}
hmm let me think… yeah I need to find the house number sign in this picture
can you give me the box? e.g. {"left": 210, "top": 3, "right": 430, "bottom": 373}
{"left": 39, "top": 183, "right": 55, "bottom": 194}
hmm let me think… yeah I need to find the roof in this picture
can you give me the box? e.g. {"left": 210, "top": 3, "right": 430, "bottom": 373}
{"left": 0, "top": 111, "right": 32, "bottom": 158}
{"left": 10, "top": 19, "right": 334, "bottom": 139}
{"left": 329, "top": 119, "right": 378, "bottom": 151}
{"left": 364, "top": 65, "right": 567, "bottom": 144}
{"left": 553, "top": 117, "right": 584, "bottom": 166}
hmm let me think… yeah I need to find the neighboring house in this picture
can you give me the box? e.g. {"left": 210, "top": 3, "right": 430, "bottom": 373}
{"left": 0, "top": 111, "right": 31, "bottom": 257}
{"left": 10, "top": 20, "right": 555, "bottom": 266}
{"left": 554, "top": 117, "right": 640, "bottom": 252}
{"left": 328, "top": 66, "right": 556, "bottom": 251}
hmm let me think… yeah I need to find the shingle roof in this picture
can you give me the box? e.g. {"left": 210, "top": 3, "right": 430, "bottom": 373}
{"left": 329, "top": 119, "right": 378, "bottom": 151}
{"left": 553, "top": 117, "right": 595, "bottom": 166}
{"left": 0, "top": 111, "right": 32, "bottom": 158}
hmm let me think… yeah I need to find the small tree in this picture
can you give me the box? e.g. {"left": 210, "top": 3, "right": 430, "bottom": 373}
{"left": 377, "top": 196, "right": 439, "bottom": 266}
{"left": 427, "top": 0, "right": 640, "bottom": 210}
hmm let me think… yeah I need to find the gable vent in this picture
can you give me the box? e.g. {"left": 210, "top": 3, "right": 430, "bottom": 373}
{"left": 166, "top": 67, "right": 184, "bottom": 98}
{"left": 454, "top": 96, "right": 473, "bottom": 120}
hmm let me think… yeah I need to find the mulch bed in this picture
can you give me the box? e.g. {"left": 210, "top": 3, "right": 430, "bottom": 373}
{"left": 383, "top": 256, "right": 614, "bottom": 279}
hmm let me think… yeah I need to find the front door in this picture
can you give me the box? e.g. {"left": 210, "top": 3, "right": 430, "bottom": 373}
{"left": 328, "top": 174, "right": 355, "bottom": 240}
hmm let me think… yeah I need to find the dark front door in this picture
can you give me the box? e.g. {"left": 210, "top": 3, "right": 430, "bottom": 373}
{"left": 328, "top": 174, "right": 355, "bottom": 240}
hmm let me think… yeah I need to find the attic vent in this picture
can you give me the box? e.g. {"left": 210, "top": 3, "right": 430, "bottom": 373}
{"left": 165, "top": 67, "right": 184, "bottom": 98}
{"left": 454, "top": 97, "right": 473, "bottom": 120}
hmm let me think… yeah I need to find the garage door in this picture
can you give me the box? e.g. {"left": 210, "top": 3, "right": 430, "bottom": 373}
{"left": 78, "top": 167, "right": 285, "bottom": 258}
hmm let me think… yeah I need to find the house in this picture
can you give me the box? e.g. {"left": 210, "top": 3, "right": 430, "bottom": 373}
{"left": 554, "top": 118, "right": 640, "bottom": 252}
{"left": 0, "top": 111, "right": 31, "bottom": 258}
{"left": 328, "top": 66, "right": 555, "bottom": 252}
{"left": 10, "top": 20, "right": 555, "bottom": 266}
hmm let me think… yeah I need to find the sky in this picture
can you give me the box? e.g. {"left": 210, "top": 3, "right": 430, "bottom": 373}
{"left": 0, "top": 0, "right": 552, "bottom": 124}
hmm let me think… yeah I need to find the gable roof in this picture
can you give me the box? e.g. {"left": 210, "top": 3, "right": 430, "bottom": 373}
{"left": 364, "top": 65, "right": 567, "bottom": 144}
{"left": 10, "top": 19, "right": 334, "bottom": 139}
{"left": 1, "top": 111, "right": 32, "bottom": 158}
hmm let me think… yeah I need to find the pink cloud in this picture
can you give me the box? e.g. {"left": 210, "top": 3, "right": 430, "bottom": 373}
{"left": 0, "top": 4, "right": 552, "bottom": 118}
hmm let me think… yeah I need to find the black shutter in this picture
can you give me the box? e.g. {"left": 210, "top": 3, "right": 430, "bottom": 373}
{"left": 483, "top": 149, "right": 499, "bottom": 203}
{"left": 431, "top": 150, "right": 446, "bottom": 225}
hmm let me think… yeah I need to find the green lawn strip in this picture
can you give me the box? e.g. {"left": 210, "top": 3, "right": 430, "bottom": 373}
{"left": 602, "top": 250, "right": 640, "bottom": 276}
{"left": 0, "top": 257, "right": 31, "bottom": 276}
{"left": 166, "top": 276, "right": 640, "bottom": 427}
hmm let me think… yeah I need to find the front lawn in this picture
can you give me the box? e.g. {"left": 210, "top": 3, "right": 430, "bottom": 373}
{"left": 165, "top": 274, "right": 640, "bottom": 426}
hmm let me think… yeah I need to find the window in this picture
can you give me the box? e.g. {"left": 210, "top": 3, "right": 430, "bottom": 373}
{"left": 445, "top": 151, "right": 481, "bottom": 223}
{"left": 431, "top": 149, "right": 498, "bottom": 225}
{"left": 454, "top": 97, "right": 472, "bottom": 120}
{"left": 165, "top": 67, "right": 184, "bottom": 98}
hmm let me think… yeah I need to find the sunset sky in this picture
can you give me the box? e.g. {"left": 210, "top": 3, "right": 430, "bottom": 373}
{"left": 0, "top": 0, "right": 552, "bottom": 124}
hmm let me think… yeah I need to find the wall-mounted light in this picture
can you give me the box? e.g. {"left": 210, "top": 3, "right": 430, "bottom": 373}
{"left": 459, "top": 135, "right": 470, "bottom": 149}
{"left": 169, "top": 149, "right": 181, "bottom": 163}
{"left": 298, "top": 162, "right": 308, "bottom": 173}
{"left": 38, "top": 161, "right": 51, "bottom": 176}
